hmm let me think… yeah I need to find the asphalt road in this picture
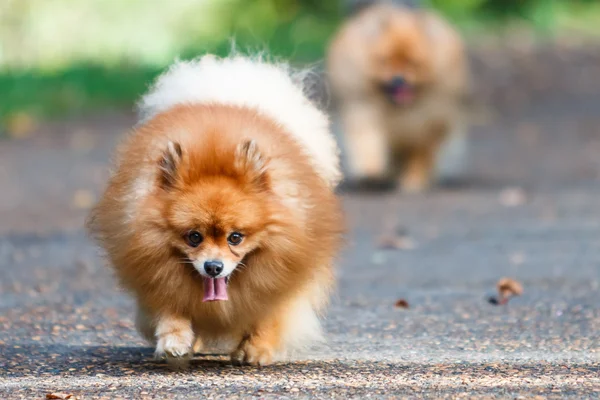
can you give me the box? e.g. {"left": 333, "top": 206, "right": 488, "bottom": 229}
{"left": 1, "top": 44, "right": 600, "bottom": 398}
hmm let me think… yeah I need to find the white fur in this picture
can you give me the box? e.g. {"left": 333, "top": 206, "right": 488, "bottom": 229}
{"left": 276, "top": 295, "right": 324, "bottom": 361}
{"left": 154, "top": 315, "right": 195, "bottom": 367}
{"left": 274, "top": 267, "right": 333, "bottom": 360}
{"left": 138, "top": 54, "right": 341, "bottom": 187}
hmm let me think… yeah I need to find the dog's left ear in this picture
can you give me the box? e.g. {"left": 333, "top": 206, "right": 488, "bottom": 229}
{"left": 364, "top": 12, "right": 391, "bottom": 39}
{"left": 234, "top": 139, "right": 269, "bottom": 189}
{"left": 159, "top": 140, "right": 182, "bottom": 189}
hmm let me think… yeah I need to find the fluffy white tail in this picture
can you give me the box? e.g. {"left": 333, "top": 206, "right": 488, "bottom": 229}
{"left": 138, "top": 54, "right": 342, "bottom": 187}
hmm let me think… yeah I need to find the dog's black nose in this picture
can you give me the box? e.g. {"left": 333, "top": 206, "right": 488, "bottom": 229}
{"left": 390, "top": 76, "right": 406, "bottom": 88}
{"left": 204, "top": 260, "right": 224, "bottom": 277}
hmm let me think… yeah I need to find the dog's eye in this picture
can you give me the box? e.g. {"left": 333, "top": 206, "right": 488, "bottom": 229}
{"left": 186, "top": 231, "right": 203, "bottom": 247}
{"left": 227, "top": 232, "right": 244, "bottom": 246}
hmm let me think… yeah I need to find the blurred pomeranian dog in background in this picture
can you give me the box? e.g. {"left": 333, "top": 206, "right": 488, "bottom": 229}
{"left": 327, "top": 0, "right": 470, "bottom": 192}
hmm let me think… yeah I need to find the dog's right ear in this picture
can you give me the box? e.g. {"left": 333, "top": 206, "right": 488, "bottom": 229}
{"left": 159, "top": 141, "right": 182, "bottom": 188}
{"left": 234, "top": 139, "right": 269, "bottom": 189}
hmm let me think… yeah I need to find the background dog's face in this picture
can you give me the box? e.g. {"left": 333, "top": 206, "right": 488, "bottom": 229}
{"left": 368, "top": 12, "right": 433, "bottom": 104}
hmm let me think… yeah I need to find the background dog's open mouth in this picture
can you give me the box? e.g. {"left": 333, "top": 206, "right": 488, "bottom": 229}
{"left": 202, "top": 277, "right": 229, "bottom": 302}
{"left": 390, "top": 86, "right": 414, "bottom": 104}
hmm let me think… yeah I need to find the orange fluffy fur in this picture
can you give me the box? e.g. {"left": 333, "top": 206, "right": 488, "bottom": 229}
{"left": 87, "top": 103, "right": 343, "bottom": 367}
{"left": 327, "top": 3, "right": 470, "bottom": 192}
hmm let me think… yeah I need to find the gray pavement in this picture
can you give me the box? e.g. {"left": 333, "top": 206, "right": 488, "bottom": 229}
{"left": 1, "top": 45, "right": 600, "bottom": 398}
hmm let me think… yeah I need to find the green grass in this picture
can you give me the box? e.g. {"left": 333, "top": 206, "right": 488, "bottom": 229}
{"left": 0, "top": 65, "right": 161, "bottom": 118}
{"left": 0, "top": 34, "right": 338, "bottom": 132}
{"left": 0, "top": 0, "right": 343, "bottom": 131}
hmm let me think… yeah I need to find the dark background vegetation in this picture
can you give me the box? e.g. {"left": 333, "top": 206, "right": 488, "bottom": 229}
{"left": 1, "top": 0, "right": 599, "bottom": 133}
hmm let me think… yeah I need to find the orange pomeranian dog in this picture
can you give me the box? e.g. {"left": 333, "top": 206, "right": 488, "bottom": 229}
{"left": 327, "top": 1, "right": 470, "bottom": 192}
{"left": 87, "top": 54, "right": 344, "bottom": 367}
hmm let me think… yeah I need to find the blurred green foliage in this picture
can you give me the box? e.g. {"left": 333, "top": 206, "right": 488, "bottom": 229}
{"left": 1, "top": 0, "right": 599, "bottom": 131}
{"left": 429, "top": 0, "right": 600, "bottom": 33}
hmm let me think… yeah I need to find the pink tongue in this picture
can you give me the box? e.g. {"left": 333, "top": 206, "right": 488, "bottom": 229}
{"left": 202, "top": 277, "right": 228, "bottom": 302}
{"left": 393, "top": 87, "right": 414, "bottom": 104}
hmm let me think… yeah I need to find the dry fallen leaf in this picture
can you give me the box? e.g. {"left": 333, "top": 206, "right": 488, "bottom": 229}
{"left": 499, "top": 187, "right": 526, "bottom": 207}
{"left": 394, "top": 299, "right": 410, "bottom": 309}
{"left": 377, "top": 234, "right": 416, "bottom": 250}
{"left": 489, "top": 277, "right": 524, "bottom": 306}
{"left": 497, "top": 277, "right": 524, "bottom": 298}
{"left": 46, "top": 393, "right": 72, "bottom": 400}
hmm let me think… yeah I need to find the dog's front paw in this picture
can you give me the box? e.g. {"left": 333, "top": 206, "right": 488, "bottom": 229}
{"left": 153, "top": 315, "right": 194, "bottom": 369}
{"left": 155, "top": 331, "right": 193, "bottom": 369}
{"left": 231, "top": 340, "right": 274, "bottom": 367}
